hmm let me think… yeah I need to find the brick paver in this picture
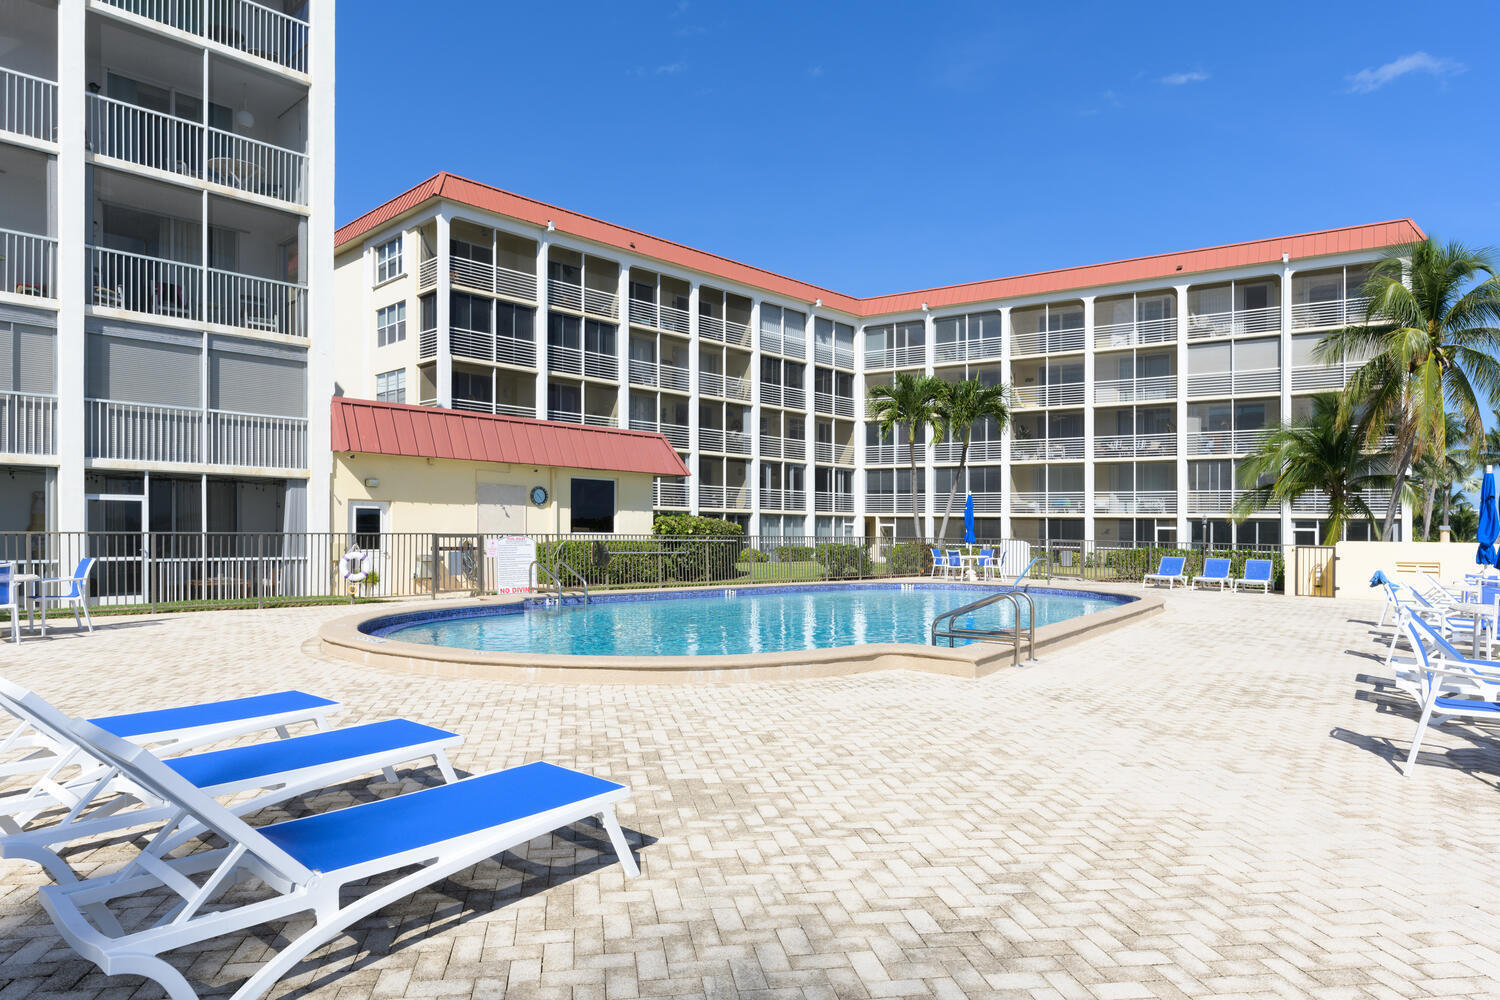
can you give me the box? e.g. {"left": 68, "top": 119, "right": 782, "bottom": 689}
{"left": 0, "top": 587, "right": 1497, "bottom": 999}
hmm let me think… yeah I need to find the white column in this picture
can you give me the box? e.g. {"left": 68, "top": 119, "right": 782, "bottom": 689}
{"left": 615, "top": 266, "right": 630, "bottom": 427}
{"left": 923, "top": 309, "right": 936, "bottom": 540}
{"left": 802, "top": 321, "right": 817, "bottom": 535}
{"left": 1081, "top": 296, "right": 1096, "bottom": 543}
{"left": 852, "top": 324, "right": 867, "bottom": 533}
{"left": 687, "top": 282, "right": 701, "bottom": 515}
{"left": 999, "top": 307, "right": 1012, "bottom": 539}
{"left": 1174, "top": 284, "right": 1190, "bottom": 541}
{"left": 1279, "top": 265, "right": 1295, "bottom": 545}
{"left": 434, "top": 213, "right": 452, "bottom": 408}
{"left": 305, "top": 4, "right": 335, "bottom": 527}
{"left": 747, "top": 298, "right": 762, "bottom": 536}
{"left": 53, "top": 1, "right": 86, "bottom": 533}
{"left": 533, "top": 239, "right": 550, "bottom": 419}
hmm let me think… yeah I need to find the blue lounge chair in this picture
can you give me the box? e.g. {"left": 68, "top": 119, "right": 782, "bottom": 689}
{"left": 1234, "top": 559, "right": 1273, "bottom": 594}
{"left": 946, "top": 549, "right": 964, "bottom": 580}
{"left": 928, "top": 547, "right": 945, "bottom": 578}
{"left": 0, "top": 564, "right": 18, "bottom": 643}
{"left": 33, "top": 557, "right": 96, "bottom": 633}
{"left": 36, "top": 711, "right": 637, "bottom": 1000}
{"left": 1143, "top": 556, "right": 1186, "bottom": 589}
{"left": 1192, "top": 558, "right": 1232, "bottom": 590}
{"left": 976, "top": 547, "right": 996, "bottom": 581}
{"left": 0, "top": 680, "right": 461, "bottom": 882}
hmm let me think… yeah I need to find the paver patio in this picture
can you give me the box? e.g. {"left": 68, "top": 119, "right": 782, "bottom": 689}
{"left": 0, "top": 586, "right": 1498, "bottom": 1000}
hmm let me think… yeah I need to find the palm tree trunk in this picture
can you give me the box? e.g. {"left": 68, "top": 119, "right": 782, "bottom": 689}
{"left": 908, "top": 423, "right": 924, "bottom": 543}
{"left": 1381, "top": 435, "right": 1418, "bottom": 541}
{"left": 1422, "top": 485, "right": 1435, "bottom": 541}
{"left": 1442, "top": 483, "right": 1453, "bottom": 532}
{"left": 936, "top": 435, "right": 970, "bottom": 541}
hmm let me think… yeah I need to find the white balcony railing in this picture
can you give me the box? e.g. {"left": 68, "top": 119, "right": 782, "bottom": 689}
{"left": 1291, "top": 296, "right": 1370, "bottom": 331}
{"left": 88, "top": 94, "right": 203, "bottom": 179}
{"left": 1094, "top": 315, "right": 1177, "bottom": 349}
{"left": 417, "top": 257, "right": 436, "bottom": 290}
{"left": 1093, "top": 374, "right": 1176, "bottom": 404}
{"left": 1290, "top": 364, "right": 1350, "bottom": 392}
{"left": 933, "top": 338, "right": 1006, "bottom": 365}
{"left": 547, "top": 345, "right": 582, "bottom": 376}
{"left": 418, "top": 327, "right": 437, "bottom": 359}
{"left": 547, "top": 278, "right": 583, "bottom": 313}
{"left": 724, "top": 431, "right": 752, "bottom": 456}
{"left": 582, "top": 286, "right": 619, "bottom": 320}
{"left": 760, "top": 488, "right": 807, "bottom": 511}
{"left": 207, "top": 268, "right": 307, "bottom": 338}
{"left": 450, "top": 258, "right": 537, "bottom": 300}
{"left": 629, "top": 420, "right": 689, "bottom": 450}
{"left": 1010, "top": 437, "right": 1083, "bottom": 461}
{"left": 1292, "top": 489, "right": 1391, "bottom": 517}
{"left": 1011, "top": 326, "right": 1085, "bottom": 356}
{"left": 699, "top": 314, "right": 726, "bottom": 343}
{"left": 722, "top": 375, "right": 751, "bottom": 401}
{"left": 1008, "top": 491, "right": 1084, "bottom": 515}
{"left": 864, "top": 344, "right": 926, "bottom": 370}
{"left": 1011, "top": 383, "right": 1085, "bottom": 408}
{"left": 814, "top": 392, "right": 854, "bottom": 417}
{"left": 448, "top": 327, "right": 537, "bottom": 367}
{"left": 206, "top": 127, "right": 306, "bottom": 205}
{"left": 865, "top": 444, "right": 915, "bottom": 465}
{"left": 1186, "top": 305, "right": 1281, "bottom": 339}
{"left": 1, "top": 67, "right": 56, "bottom": 143}
{"left": 87, "top": 399, "right": 306, "bottom": 470}
{"left": 99, "top": 0, "right": 310, "bottom": 74}
{"left": 583, "top": 412, "right": 617, "bottom": 428}
{"left": 1187, "top": 490, "right": 1239, "bottom": 515}
{"left": 815, "top": 442, "right": 855, "bottom": 466}
{"left": 723, "top": 318, "right": 752, "bottom": 348}
{"left": 1186, "top": 428, "right": 1272, "bottom": 456}
{"left": 653, "top": 478, "right": 689, "bottom": 508}
{"left": 932, "top": 439, "right": 1005, "bottom": 463}
{"left": 1094, "top": 433, "right": 1176, "bottom": 459}
{"left": 761, "top": 384, "right": 782, "bottom": 408}
{"left": 783, "top": 385, "right": 807, "bottom": 409}
{"left": 547, "top": 408, "right": 583, "bottom": 424}
{"left": 698, "top": 484, "right": 750, "bottom": 509}
{"left": 0, "top": 391, "right": 56, "bottom": 456}
{"left": 864, "top": 493, "right": 923, "bottom": 514}
{"left": 814, "top": 343, "right": 855, "bottom": 368}
{"left": 1, "top": 229, "right": 56, "bottom": 299}
{"left": 1093, "top": 491, "right": 1177, "bottom": 515}
{"left": 89, "top": 246, "right": 201, "bottom": 320}
{"left": 815, "top": 491, "right": 853, "bottom": 513}
{"left": 583, "top": 350, "right": 618, "bottom": 381}
{"left": 1186, "top": 367, "right": 1280, "bottom": 398}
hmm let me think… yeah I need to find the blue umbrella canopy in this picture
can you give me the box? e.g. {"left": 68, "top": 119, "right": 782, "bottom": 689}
{"left": 1478, "top": 466, "right": 1499, "bottom": 566}
{"left": 964, "top": 493, "right": 976, "bottom": 545}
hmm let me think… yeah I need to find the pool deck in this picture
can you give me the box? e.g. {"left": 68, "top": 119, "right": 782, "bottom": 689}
{"left": 3, "top": 586, "right": 1500, "bottom": 999}
{"left": 320, "top": 580, "right": 1163, "bottom": 683}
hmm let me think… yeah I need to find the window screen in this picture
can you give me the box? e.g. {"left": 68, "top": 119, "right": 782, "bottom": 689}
{"left": 209, "top": 350, "right": 307, "bottom": 416}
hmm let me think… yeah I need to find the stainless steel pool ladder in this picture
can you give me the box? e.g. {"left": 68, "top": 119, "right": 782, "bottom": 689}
{"left": 930, "top": 589, "right": 1036, "bottom": 666}
{"left": 530, "top": 559, "right": 590, "bottom": 604}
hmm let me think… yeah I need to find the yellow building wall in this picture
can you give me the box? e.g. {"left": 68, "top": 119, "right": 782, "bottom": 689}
{"left": 331, "top": 453, "right": 656, "bottom": 536}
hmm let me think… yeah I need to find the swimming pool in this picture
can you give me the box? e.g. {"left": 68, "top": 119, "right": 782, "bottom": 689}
{"left": 364, "top": 584, "right": 1129, "bottom": 657}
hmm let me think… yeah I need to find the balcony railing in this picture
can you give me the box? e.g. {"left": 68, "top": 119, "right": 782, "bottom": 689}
{"left": 864, "top": 344, "right": 926, "bottom": 369}
{"left": 87, "top": 399, "right": 306, "bottom": 470}
{"left": 864, "top": 493, "right": 923, "bottom": 514}
{"left": 1186, "top": 305, "right": 1281, "bottom": 339}
{"left": 451, "top": 257, "right": 537, "bottom": 301}
{"left": 814, "top": 392, "right": 854, "bottom": 417}
{"left": 547, "top": 408, "right": 583, "bottom": 424}
{"left": 698, "top": 427, "right": 724, "bottom": 452}
{"left": 1, "top": 229, "right": 56, "bottom": 300}
{"left": 1011, "top": 326, "right": 1085, "bottom": 356}
{"left": 1009, "top": 491, "right": 1083, "bottom": 515}
{"left": 207, "top": 268, "right": 306, "bottom": 338}
{"left": 417, "top": 257, "right": 436, "bottom": 290}
{"left": 99, "top": 0, "right": 310, "bottom": 74}
{"left": 547, "top": 278, "right": 583, "bottom": 313}
{"left": 0, "top": 391, "right": 56, "bottom": 456}
{"left": 1011, "top": 383, "right": 1084, "bottom": 408}
{"left": 698, "top": 484, "right": 750, "bottom": 509}
{"left": 89, "top": 247, "right": 309, "bottom": 338}
{"left": 1290, "top": 364, "right": 1351, "bottom": 392}
{"left": 582, "top": 350, "right": 618, "bottom": 381}
{"left": 1010, "top": 437, "right": 1083, "bottom": 461}
{"left": 1291, "top": 296, "right": 1370, "bottom": 331}
{"left": 723, "top": 430, "right": 751, "bottom": 456}
{"left": 1187, "top": 428, "right": 1271, "bottom": 456}
{"left": 1292, "top": 489, "right": 1391, "bottom": 517}
{"left": 1093, "top": 374, "right": 1176, "bottom": 404}
{"left": 759, "top": 488, "right": 806, "bottom": 511}
{"left": 758, "top": 436, "right": 806, "bottom": 461}
{"left": 865, "top": 443, "right": 915, "bottom": 465}
{"left": 451, "top": 398, "right": 534, "bottom": 419}
{"left": 932, "top": 440, "right": 1004, "bottom": 463}
{"left": 815, "top": 441, "right": 855, "bottom": 466}
{"left": 207, "top": 127, "right": 306, "bottom": 204}
{"left": 447, "top": 327, "right": 537, "bottom": 367}
{"left": 1185, "top": 367, "right": 1279, "bottom": 398}
{"left": 418, "top": 326, "right": 437, "bottom": 359}
{"left": 1187, "top": 490, "right": 1239, "bottom": 515}
{"left": 582, "top": 412, "right": 617, "bottom": 428}
{"left": 1093, "top": 491, "right": 1177, "bottom": 515}
{"left": 1094, "top": 315, "right": 1176, "bottom": 349}
{"left": 653, "top": 478, "right": 689, "bottom": 508}
{"left": 814, "top": 343, "right": 855, "bottom": 368}
{"left": 629, "top": 420, "right": 690, "bottom": 450}
{"left": 759, "top": 329, "right": 805, "bottom": 359}
{"left": 1094, "top": 433, "right": 1176, "bottom": 459}
{"left": 1, "top": 67, "right": 56, "bottom": 143}
{"left": 933, "top": 338, "right": 1006, "bottom": 366}
{"left": 815, "top": 491, "right": 853, "bottom": 513}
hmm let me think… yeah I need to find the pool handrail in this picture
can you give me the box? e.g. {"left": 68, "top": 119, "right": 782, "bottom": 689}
{"left": 529, "top": 559, "right": 590, "bottom": 604}
{"left": 1011, "top": 555, "right": 1041, "bottom": 588}
{"left": 929, "top": 589, "right": 1036, "bottom": 666}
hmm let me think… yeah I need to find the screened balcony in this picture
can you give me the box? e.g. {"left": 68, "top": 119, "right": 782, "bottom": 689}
{"left": 96, "top": 0, "right": 312, "bottom": 75}
{"left": 1093, "top": 351, "right": 1175, "bottom": 404}
{"left": 1186, "top": 278, "right": 1281, "bottom": 339}
{"left": 547, "top": 249, "right": 618, "bottom": 321}
{"left": 627, "top": 270, "right": 690, "bottom": 335}
{"left": 436, "top": 222, "right": 538, "bottom": 302}
{"left": 1094, "top": 291, "right": 1177, "bottom": 349}
{"left": 1185, "top": 338, "right": 1280, "bottom": 398}
{"left": 1093, "top": 464, "right": 1177, "bottom": 515}
{"left": 1008, "top": 412, "right": 1082, "bottom": 462}
{"left": 1010, "top": 301, "right": 1084, "bottom": 356}
{"left": 0, "top": 320, "right": 56, "bottom": 458}
{"left": 864, "top": 320, "right": 925, "bottom": 370}
{"left": 1186, "top": 399, "right": 1276, "bottom": 457}
{"left": 0, "top": 145, "right": 56, "bottom": 300}
{"left": 698, "top": 288, "right": 752, "bottom": 348}
{"left": 0, "top": 0, "right": 57, "bottom": 144}
{"left": 1290, "top": 265, "right": 1373, "bottom": 330}
{"left": 1011, "top": 360, "right": 1083, "bottom": 408}
{"left": 1094, "top": 407, "right": 1175, "bottom": 459}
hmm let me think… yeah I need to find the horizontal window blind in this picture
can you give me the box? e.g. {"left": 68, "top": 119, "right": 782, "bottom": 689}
{"left": 86, "top": 333, "right": 201, "bottom": 407}
{"left": 209, "top": 351, "right": 307, "bottom": 417}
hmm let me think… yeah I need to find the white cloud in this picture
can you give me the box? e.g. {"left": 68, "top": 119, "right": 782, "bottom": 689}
{"left": 807, "top": 65, "right": 824, "bottom": 78}
{"left": 1159, "top": 70, "right": 1209, "bottom": 86}
{"left": 654, "top": 63, "right": 686, "bottom": 75}
{"left": 1346, "top": 51, "right": 1464, "bottom": 93}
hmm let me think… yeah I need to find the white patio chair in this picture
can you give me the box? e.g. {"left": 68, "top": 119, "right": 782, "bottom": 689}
{"left": 0, "top": 564, "right": 18, "bottom": 644}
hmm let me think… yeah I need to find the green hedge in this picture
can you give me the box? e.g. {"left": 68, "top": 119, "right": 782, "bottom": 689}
{"left": 1098, "top": 546, "right": 1285, "bottom": 589}
{"left": 774, "top": 544, "right": 816, "bottom": 561}
{"left": 815, "top": 542, "right": 870, "bottom": 579}
{"left": 651, "top": 513, "right": 743, "bottom": 537}
{"left": 884, "top": 542, "right": 930, "bottom": 577}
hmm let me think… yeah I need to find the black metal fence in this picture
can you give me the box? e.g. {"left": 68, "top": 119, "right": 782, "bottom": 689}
{"left": 0, "top": 531, "right": 1302, "bottom": 614}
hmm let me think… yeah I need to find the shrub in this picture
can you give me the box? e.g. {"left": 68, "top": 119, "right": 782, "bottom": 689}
{"left": 884, "top": 542, "right": 929, "bottom": 577}
{"left": 815, "top": 542, "right": 871, "bottom": 579}
{"left": 648, "top": 514, "right": 745, "bottom": 583}
{"left": 741, "top": 548, "right": 770, "bottom": 563}
{"left": 774, "top": 544, "right": 816, "bottom": 562}
{"left": 652, "top": 513, "right": 743, "bottom": 537}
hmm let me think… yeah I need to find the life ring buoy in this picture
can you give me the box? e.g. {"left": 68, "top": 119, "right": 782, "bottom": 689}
{"left": 340, "top": 548, "right": 372, "bottom": 583}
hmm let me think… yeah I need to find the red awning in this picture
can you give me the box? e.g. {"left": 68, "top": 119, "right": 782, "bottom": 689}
{"left": 331, "top": 398, "right": 690, "bottom": 477}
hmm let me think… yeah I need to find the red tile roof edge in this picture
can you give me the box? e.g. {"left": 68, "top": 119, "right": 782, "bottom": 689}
{"left": 331, "top": 397, "right": 691, "bottom": 478}
{"left": 334, "top": 172, "right": 1424, "bottom": 319}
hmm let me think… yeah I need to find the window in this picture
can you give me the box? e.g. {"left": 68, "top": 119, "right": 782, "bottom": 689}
{"left": 375, "top": 237, "right": 403, "bottom": 284}
{"left": 376, "top": 369, "right": 406, "bottom": 403}
{"left": 377, "top": 302, "right": 406, "bottom": 347}
{"left": 570, "top": 478, "right": 616, "bottom": 533}
{"left": 351, "top": 503, "right": 384, "bottom": 550}
{"left": 450, "top": 292, "right": 491, "bottom": 333}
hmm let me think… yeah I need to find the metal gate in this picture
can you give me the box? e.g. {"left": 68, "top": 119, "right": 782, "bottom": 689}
{"left": 1293, "top": 545, "right": 1336, "bottom": 597}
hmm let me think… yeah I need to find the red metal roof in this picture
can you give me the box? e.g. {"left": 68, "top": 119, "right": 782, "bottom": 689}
{"left": 334, "top": 172, "right": 1425, "bottom": 318}
{"left": 331, "top": 398, "right": 690, "bottom": 477}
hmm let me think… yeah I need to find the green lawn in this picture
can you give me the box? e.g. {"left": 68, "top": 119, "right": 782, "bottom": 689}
{"left": 736, "top": 560, "right": 827, "bottom": 582}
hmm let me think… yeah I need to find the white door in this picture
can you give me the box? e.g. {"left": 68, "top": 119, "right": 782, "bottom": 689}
{"left": 478, "top": 483, "right": 526, "bottom": 535}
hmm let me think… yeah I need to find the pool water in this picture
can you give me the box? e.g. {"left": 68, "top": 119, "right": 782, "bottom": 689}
{"left": 375, "top": 585, "right": 1126, "bottom": 657}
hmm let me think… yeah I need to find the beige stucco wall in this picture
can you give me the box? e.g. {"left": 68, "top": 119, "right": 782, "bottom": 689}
{"left": 1333, "top": 541, "right": 1489, "bottom": 599}
{"left": 331, "top": 452, "right": 655, "bottom": 536}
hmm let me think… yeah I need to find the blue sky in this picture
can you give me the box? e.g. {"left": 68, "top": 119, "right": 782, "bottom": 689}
{"left": 337, "top": 1, "right": 1498, "bottom": 299}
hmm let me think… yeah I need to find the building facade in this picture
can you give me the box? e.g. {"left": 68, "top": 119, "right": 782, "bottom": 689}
{"left": 334, "top": 173, "right": 1418, "bottom": 547}
{"left": 0, "top": 0, "right": 333, "bottom": 587}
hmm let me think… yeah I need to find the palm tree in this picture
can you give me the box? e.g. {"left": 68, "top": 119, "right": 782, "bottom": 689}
{"left": 1232, "top": 394, "right": 1391, "bottom": 545}
{"left": 1409, "top": 413, "right": 1474, "bottom": 539}
{"left": 867, "top": 372, "right": 942, "bottom": 540}
{"left": 1318, "top": 238, "right": 1500, "bottom": 540}
{"left": 932, "top": 379, "right": 1011, "bottom": 541}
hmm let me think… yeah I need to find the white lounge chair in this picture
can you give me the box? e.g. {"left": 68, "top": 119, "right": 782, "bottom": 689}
{"left": 0, "top": 680, "right": 462, "bottom": 883}
{"left": 1143, "top": 556, "right": 1187, "bottom": 589}
{"left": 1233, "top": 559, "right": 1273, "bottom": 594}
{"left": 1192, "top": 558, "right": 1232, "bottom": 590}
{"left": 37, "top": 713, "right": 637, "bottom": 1000}
{"left": 928, "top": 547, "right": 946, "bottom": 578}
{"left": 1398, "top": 615, "right": 1500, "bottom": 774}
{"left": 0, "top": 563, "right": 19, "bottom": 644}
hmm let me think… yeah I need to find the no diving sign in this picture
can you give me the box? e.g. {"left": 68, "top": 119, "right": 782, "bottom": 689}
{"left": 488, "top": 536, "right": 537, "bottom": 593}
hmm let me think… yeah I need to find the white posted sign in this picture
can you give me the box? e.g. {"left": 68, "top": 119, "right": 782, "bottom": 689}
{"left": 488, "top": 536, "right": 537, "bottom": 594}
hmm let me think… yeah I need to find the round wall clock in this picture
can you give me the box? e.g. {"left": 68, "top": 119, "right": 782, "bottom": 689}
{"left": 530, "top": 486, "right": 549, "bottom": 507}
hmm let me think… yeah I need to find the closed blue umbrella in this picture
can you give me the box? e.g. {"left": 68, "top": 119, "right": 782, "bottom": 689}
{"left": 1478, "top": 466, "right": 1498, "bottom": 566}
{"left": 964, "top": 493, "right": 976, "bottom": 545}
